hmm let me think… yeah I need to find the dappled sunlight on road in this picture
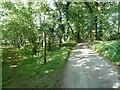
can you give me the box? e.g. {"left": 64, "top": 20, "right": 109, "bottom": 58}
{"left": 64, "top": 42, "right": 119, "bottom": 88}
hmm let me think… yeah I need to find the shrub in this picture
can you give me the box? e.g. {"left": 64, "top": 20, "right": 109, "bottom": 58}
{"left": 89, "top": 40, "right": 120, "bottom": 65}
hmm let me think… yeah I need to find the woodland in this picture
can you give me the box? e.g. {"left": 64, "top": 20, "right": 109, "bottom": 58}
{"left": 1, "top": 1, "right": 120, "bottom": 88}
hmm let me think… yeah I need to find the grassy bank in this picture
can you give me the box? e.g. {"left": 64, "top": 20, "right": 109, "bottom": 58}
{"left": 89, "top": 40, "right": 120, "bottom": 65}
{"left": 2, "top": 41, "right": 76, "bottom": 88}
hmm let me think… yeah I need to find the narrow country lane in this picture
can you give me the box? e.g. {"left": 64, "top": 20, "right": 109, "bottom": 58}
{"left": 63, "top": 42, "right": 119, "bottom": 88}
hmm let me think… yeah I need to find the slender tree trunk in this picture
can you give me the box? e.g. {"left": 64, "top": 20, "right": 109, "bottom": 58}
{"left": 41, "top": 40, "right": 43, "bottom": 47}
{"left": 95, "top": 16, "right": 98, "bottom": 40}
{"left": 48, "top": 36, "right": 51, "bottom": 51}
{"left": 77, "top": 31, "right": 80, "bottom": 42}
{"left": 59, "top": 35, "right": 62, "bottom": 48}
{"left": 43, "top": 31, "right": 46, "bottom": 64}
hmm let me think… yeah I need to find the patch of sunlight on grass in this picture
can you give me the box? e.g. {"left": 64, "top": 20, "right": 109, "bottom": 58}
{"left": 10, "top": 65, "right": 18, "bottom": 68}
{"left": 23, "top": 56, "right": 27, "bottom": 59}
{"left": 45, "top": 69, "right": 54, "bottom": 74}
{"left": 63, "top": 56, "right": 66, "bottom": 59}
{"left": 48, "top": 58, "right": 52, "bottom": 61}
{"left": 3, "top": 41, "right": 76, "bottom": 88}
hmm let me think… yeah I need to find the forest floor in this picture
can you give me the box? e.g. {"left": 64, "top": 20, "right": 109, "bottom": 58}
{"left": 2, "top": 41, "right": 76, "bottom": 88}
{"left": 2, "top": 46, "right": 63, "bottom": 88}
{"left": 63, "top": 41, "right": 119, "bottom": 88}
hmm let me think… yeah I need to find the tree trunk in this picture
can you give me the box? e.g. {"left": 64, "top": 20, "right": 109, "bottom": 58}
{"left": 59, "top": 36, "right": 62, "bottom": 48}
{"left": 48, "top": 36, "right": 51, "bottom": 51}
{"left": 77, "top": 31, "right": 80, "bottom": 42}
{"left": 95, "top": 16, "right": 98, "bottom": 40}
{"left": 32, "top": 46, "right": 37, "bottom": 55}
{"left": 43, "top": 31, "right": 46, "bottom": 64}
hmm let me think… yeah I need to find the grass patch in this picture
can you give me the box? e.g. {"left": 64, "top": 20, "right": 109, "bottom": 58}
{"left": 2, "top": 41, "right": 76, "bottom": 88}
{"left": 89, "top": 40, "right": 120, "bottom": 65}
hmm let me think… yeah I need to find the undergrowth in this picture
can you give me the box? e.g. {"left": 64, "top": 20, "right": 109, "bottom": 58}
{"left": 89, "top": 40, "right": 120, "bottom": 65}
{"left": 2, "top": 41, "right": 76, "bottom": 88}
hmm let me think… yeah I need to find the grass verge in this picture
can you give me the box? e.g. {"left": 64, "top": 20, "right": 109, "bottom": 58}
{"left": 2, "top": 41, "right": 76, "bottom": 88}
{"left": 89, "top": 40, "right": 120, "bottom": 65}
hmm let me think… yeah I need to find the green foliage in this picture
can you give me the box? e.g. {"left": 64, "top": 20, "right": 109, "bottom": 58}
{"left": 2, "top": 41, "right": 76, "bottom": 88}
{"left": 62, "top": 41, "right": 76, "bottom": 48}
{"left": 89, "top": 40, "right": 120, "bottom": 65}
{"left": 1, "top": 1, "right": 119, "bottom": 88}
{"left": 1, "top": 1, "right": 119, "bottom": 47}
